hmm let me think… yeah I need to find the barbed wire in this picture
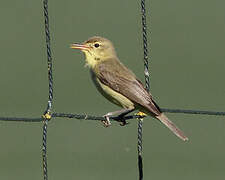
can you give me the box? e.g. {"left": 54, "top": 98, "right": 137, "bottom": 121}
{"left": 0, "top": 0, "right": 224, "bottom": 180}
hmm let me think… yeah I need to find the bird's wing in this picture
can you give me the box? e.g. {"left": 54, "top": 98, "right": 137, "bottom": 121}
{"left": 96, "top": 60, "right": 161, "bottom": 116}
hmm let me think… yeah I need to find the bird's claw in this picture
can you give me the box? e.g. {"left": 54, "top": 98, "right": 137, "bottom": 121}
{"left": 119, "top": 119, "right": 129, "bottom": 126}
{"left": 102, "top": 115, "right": 111, "bottom": 127}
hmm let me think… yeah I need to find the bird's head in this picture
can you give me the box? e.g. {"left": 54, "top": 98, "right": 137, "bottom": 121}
{"left": 70, "top": 36, "right": 117, "bottom": 68}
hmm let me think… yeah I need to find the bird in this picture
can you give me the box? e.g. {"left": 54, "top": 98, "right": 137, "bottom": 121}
{"left": 70, "top": 36, "right": 188, "bottom": 141}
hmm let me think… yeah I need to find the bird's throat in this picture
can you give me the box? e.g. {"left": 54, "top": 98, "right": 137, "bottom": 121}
{"left": 83, "top": 52, "right": 98, "bottom": 68}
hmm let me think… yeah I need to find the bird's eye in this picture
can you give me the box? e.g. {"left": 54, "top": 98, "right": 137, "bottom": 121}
{"left": 94, "top": 43, "right": 100, "bottom": 48}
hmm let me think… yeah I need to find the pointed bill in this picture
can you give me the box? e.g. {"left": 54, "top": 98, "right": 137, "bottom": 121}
{"left": 70, "top": 43, "right": 90, "bottom": 51}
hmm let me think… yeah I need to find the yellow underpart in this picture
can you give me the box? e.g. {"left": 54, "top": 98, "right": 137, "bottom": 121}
{"left": 90, "top": 70, "right": 134, "bottom": 109}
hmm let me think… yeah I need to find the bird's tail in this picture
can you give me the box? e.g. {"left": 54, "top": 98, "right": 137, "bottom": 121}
{"left": 155, "top": 113, "right": 188, "bottom": 141}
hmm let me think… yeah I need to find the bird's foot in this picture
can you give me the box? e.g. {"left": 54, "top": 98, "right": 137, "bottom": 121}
{"left": 116, "top": 113, "right": 129, "bottom": 126}
{"left": 119, "top": 119, "right": 129, "bottom": 126}
{"left": 102, "top": 108, "right": 134, "bottom": 127}
{"left": 102, "top": 115, "right": 111, "bottom": 127}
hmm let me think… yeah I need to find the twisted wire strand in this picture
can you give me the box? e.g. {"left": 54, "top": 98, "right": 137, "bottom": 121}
{"left": 138, "top": 0, "right": 149, "bottom": 179}
{"left": 52, "top": 113, "right": 145, "bottom": 121}
{"left": 0, "top": 108, "right": 224, "bottom": 122}
{"left": 161, "top": 108, "right": 225, "bottom": 116}
{"left": 42, "top": 120, "right": 48, "bottom": 180}
{"left": 43, "top": 1, "right": 53, "bottom": 105}
{"left": 42, "top": 0, "right": 53, "bottom": 180}
{"left": 141, "top": 0, "right": 150, "bottom": 92}
{"left": 0, "top": 114, "right": 139, "bottom": 122}
{"left": 0, "top": 109, "right": 224, "bottom": 122}
{"left": 137, "top": 120, "right": 143, "bottom": 180}
{"left": 0, "top": 117, "right": 43, "bottom": 122}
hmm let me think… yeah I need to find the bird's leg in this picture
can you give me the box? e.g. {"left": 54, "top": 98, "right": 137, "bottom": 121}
{"left": 102, "top": 107, "right": 134, "bottom": 127}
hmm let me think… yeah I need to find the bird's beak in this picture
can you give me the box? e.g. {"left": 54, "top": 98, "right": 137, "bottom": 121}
{"left": 70, "top": 43, "right": 90, "bottom": 51}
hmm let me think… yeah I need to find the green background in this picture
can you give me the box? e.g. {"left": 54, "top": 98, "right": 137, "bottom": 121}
{"left": 0, "top": 0, "right": 225, "bottom": 179}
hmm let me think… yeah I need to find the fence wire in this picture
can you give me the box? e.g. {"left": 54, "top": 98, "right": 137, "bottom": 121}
{"left": 0, "top": 109, "right": 225, "bottom": 122}
{"left": 0, "top": 0, "right": 224, "bottom": 180}
{"left": 42, "top": 0, "right": 53, "bottom": 179}
{"left": 138, "top": 0, "right": 149, "bottom": 179}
